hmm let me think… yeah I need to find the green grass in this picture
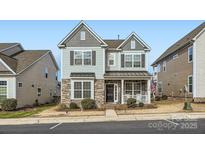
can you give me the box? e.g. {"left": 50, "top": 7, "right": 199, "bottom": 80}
{"left": 0, "top": 103, "right": 56, "bottom": 119}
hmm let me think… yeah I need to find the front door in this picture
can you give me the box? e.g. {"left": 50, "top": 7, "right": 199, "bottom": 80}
{"left": 106, "top": 84, "right": 114, "bottom": 102}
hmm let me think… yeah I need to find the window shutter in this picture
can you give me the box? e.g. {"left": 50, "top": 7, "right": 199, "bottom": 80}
{"left": 92, "top": 51, "right": 96, "bottom": 65}
{"left": 70, "top": 51, "right": 74, "bottom": 65}
{"left": 141, "top": 54, "right": 145, "bottom": 68}
{"left": 121, "top": 54, "right": 124, "bottom": 68}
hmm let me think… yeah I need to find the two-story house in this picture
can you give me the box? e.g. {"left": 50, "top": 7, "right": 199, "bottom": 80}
{"left": 59, "top": 21, "right": 151, "bottom": 106}
{"left": 152, "top": 22, "right": 205, "bottom": 102}
{"left": 0, "top": 43, "right": 59, "bottom": 108}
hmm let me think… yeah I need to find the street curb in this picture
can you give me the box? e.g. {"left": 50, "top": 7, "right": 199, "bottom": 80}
{"left": 0, "top": 112, "right": 205, "bottom": 125}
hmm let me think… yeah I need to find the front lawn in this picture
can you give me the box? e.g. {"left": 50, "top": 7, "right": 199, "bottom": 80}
{"left": 0, "top": 103, "right": 57, "bottom": 119}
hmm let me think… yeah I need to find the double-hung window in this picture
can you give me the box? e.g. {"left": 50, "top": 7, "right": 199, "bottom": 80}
{"left": 108, "top": 53, "right": 115, "bottom": 66}
{"left": 188, "top": 46, "right": 193, "bottom": 63}
{"left": 133, "top": 55, "right": 141, "bottom": 67}
{"left": 74, "top": 51, "right": 92, "bottom": 65}
{"left": 125, "top": 54, "right": 133, "bottom": 67}
{"left": 188, "top": 75, "right": 193, "bottom": 93}
{"left": 124, "top": 54, "right": 142, "bottom": 68}
{"left": 73, "top": 81, "right": 93, "bottom": 99}
{"left": 0, "top": 81, "right": 7, "bottom": 100}
{"left": 125, "top": 81, "right": 142, "bottom": 96}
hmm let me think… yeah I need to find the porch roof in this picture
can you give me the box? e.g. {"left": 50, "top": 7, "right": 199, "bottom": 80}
{"left": 104, "top": 71, "right": 152, "bottom": 78}
{"left": 70, "top": 72, "right": 95, "bottom": 78}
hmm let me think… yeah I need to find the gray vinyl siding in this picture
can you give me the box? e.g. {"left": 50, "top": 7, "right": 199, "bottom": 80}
{"left": 64, "top": 26, "right": 101, "bottom": 47}
{"left": 122, "top": 36, "right": 144, "bottom": 50}
{"left": 62, "top": 47, "right": 105, "bottom": 79}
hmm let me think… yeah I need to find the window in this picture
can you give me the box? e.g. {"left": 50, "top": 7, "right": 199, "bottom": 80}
{"left": 37, "top": 88, "right": 42, "bottom": 96}
{"left": 45, "top": 67, "right": 48, "bottom": 78}
{"left": 18, "top": 82, "right": 23, "bottom": 88}
{"left": 56, "top": 72, "right": 58, "bottom": 80}
{"left": 74, "top": 51, "right": 92, "bottom": 65}
{"left": 188, "top": 46, "right": 193, "bottom": 63}
{"left": 131, "top": 40, "right": 136, "bottom": 49}
{"left": 73, "top": 81, "right": 92, "bottom": 99}
{"left": 162, "top": 61, "right": 166, "bottom": 72}
{"left": 125, "top": 81, "right": 142, "bottom": 96}
{"left": 0, "top": 81, "right": 7, "bottom": 100}
{"left": 80, "top": 31, "right": 85, "bottom": 40}
{"left": 157, "top": 64, "right": 161, "bottom": 72}
{"left": 173, "top": 54, "right": 178, "bottom": 60}
{"left": 158, "top": 82, "right": 162, "bottom": 93}
{"left": 108, "top": 53, "right": 115, "bottom": 66}
{"left": 188, "top": 75, "right": 193, "bottom": 93}
{"left": 125, "top": 55, "right": 132, "bottom": 67}
{"left": 124, "top": 54, "right": 142, "bottom": 68}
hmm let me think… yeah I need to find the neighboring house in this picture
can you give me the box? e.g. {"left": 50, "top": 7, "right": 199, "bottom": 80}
{"left": 152, "top": 22, "right": 205, "bottom": 102}
{"left": 58, "top": 21, "right": 152, "bottom": 106}
{"left": 0, "top": 43, "right": 59, "bottom": 108}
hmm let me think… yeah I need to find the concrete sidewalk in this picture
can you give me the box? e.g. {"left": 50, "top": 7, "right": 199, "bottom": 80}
{"left": 1, "top": 112, "right": 205, "bottom": 125}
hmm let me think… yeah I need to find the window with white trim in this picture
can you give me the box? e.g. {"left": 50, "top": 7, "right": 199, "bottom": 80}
{"left": 124, "top": 53, "right": 142, "bottom": 68}
{"left": 37, "top": 88, "right": 42, "bottom": 96}
{"left": 131, "top": 40, "right": 136, "bottom": 49}
{"left": 162, "top": 61, "right": 166, "bottom": 72}
{"left": 0, "top": 81, "right": 7, "bottom": 100}
{"left": 74, "top": 51, "right": 92, "bottom": 65}
{"left": 80, "top": 31, "right": 85, "bottom": 40}
{"left": 188, "top": 75, "right": 193, "bottom": 93}
{"left": 45, "top": 67, "right": 48, "bottom": 78}
{"left": 173, "top": 54, "right": 178, "bottom": 60}
{"left": 188, "top": 46, "right": 193, "bottom": 63}
{"left": 157, "top": 64, "right": 161, "bottom": 72}
{"left": 108, "top": 53, "right": 115, "bottom": 66}
{"left": 125, "top": 81, "right": 141, "bottom": 96}
{"left": 73, "top": 81, "right": 92, "bottom": 99}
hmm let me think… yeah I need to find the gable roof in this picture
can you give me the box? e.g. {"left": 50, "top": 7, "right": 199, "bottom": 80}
{"left": 58, "top": 21, "right": 108, "bottom": 48}
{"left": 151, "top": 22, "right": 205, "bottom": 66}
{"left": 0, "top": 43, "right": 19, "bottom": 52}
{"left": 0, "top": 53, "right": 17, "bottom": 74}
{"left": 104, "top": 40, "right": 124, "bottom": 49}
{"left": 116, "top": 32, "right": 151, "bottom": 50}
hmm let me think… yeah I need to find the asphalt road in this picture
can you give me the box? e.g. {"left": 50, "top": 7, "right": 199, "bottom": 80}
{"left": 0, "top": 119, "right": 205, "bottom": 134}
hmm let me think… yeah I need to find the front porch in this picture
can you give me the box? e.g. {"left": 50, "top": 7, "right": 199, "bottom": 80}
{"left": 104, "top": 79, "right": 151, "bottom": 104}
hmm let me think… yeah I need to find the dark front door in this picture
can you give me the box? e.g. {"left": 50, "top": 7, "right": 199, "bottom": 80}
{"left": 106, "top": 84, "right": 114, "bottom": 102}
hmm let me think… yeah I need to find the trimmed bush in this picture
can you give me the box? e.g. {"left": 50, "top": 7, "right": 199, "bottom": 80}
{"left": 69, "top": 102, "right": 79, "bottom": 109}
{"left": 81, "top": 98, "right": 96, "bottom": 110}
{"left": 155, "top": 96, "right": 161, "bottom": 101}
{"left": 139, "top": 102, "right": 144, "bottom": 107}
{"left": 1, "top": 99, "right": 17, "bottom": 111}
{"left": 127, "top": 98, "right": 136, "bottom": 108}
{"left": 183, "top": 102, "right": 192, "bottom": 110}
{"left": 162, "top": 95, "right": 168, "bottom": 100}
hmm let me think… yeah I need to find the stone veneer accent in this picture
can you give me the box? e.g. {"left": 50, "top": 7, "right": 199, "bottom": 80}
{"left": 94, "top": 79, "right": 105, "bottom": 106}
{"left": 61, "top": 79, "right": 70, "bottom": 104}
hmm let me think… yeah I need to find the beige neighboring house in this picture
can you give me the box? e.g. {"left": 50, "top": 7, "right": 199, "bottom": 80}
{"left": 0, "top": 43, "right": 59, "bottom": 108}
{"left": 152, "top": 22, "right": 205, "bottom": 102}
{"left": 59, "top": 21, "right": 152, "bottom": 106}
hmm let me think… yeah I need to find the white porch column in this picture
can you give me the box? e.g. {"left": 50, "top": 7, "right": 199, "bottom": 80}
{"left": 121, "top": 79, "right": 124, "bottom": 104}
{"left": 147, "top": 79, "right": 151, "bottom": 104}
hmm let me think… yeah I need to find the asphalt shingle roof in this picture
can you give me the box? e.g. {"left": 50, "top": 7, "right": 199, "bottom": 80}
{"left": 0, "top": 43, "right": 18, "bottom": 51}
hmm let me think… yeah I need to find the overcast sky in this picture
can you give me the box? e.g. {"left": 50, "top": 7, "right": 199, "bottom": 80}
{"left": 0, "top": 20, "right": 204, "bottom": 75}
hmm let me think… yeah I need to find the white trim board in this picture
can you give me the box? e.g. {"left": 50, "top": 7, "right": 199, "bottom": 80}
{"left": 0, "top": 58, "right": 16, "bottom": 75}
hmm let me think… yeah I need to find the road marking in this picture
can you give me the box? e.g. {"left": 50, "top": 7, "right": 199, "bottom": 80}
{"left": 49, "top": 123, "right": 62, "bottom": 130}
{"left": 163, "top": 119, "right": 179, "bottom": 125}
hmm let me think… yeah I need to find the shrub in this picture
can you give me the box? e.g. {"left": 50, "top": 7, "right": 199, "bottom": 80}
{"left": 139, "top": 102, "right": 144, "bottom": 107}
{"left": 127, "top": 98, "right": 136, "bottom": 108}
{"left": 56, "top": 103, "right": 69, "bottom": 111}
{"left": 1, "top": 99, "right": 17, "bottom": 111}
{"left": 162, "top": 95, "right": 168, "bottom": 100}
{"left": 155, "top": 96, "right": 161, "bottom": 101}
{"left": 69, "top": 102, "right": 79, "bottom": 109}
{"left": 183, "top": 102, "right": 192, "bottom": 110}
{"left": 81, "top": 98, "right": 96, "bottom": 110}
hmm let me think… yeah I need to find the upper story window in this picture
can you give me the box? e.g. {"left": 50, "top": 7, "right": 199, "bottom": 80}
{"left": 45, "top": 67, "right": 48, "bottom": 78}
{"left": 37, "top": 88, "right": 42, "bottom": 96}
{"left": 80, "top": 31, "right": 85, "bottom": 40}
{"left": 108, "top": 53, "right": 115, "bottom": 66}
{"left": 157, "top": 64, "right": 161, "bottom": 72}
{"left": 74, "top": 51, "right": 92, "bottom": 65}
{"left": 131, "top": 40, "right": 136, "bottom": 49}
{"left": 188, "top": 46, "right": 193, "bottom": 63}
{"left": 18, "top": 82, "right": 23, "bottom": 88}
{"left": 188, "top": 75, "right": 193, "bottom": 93}
{"left": 162, "top": 61, "right": 166, "bottom": 72}
{"left": 123, "top": 53, "right": 144, "bottom": 68}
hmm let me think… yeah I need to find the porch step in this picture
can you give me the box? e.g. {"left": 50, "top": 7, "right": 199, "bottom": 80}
{"left": 105, "top": 109, "right": 118, "bottom": 117}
